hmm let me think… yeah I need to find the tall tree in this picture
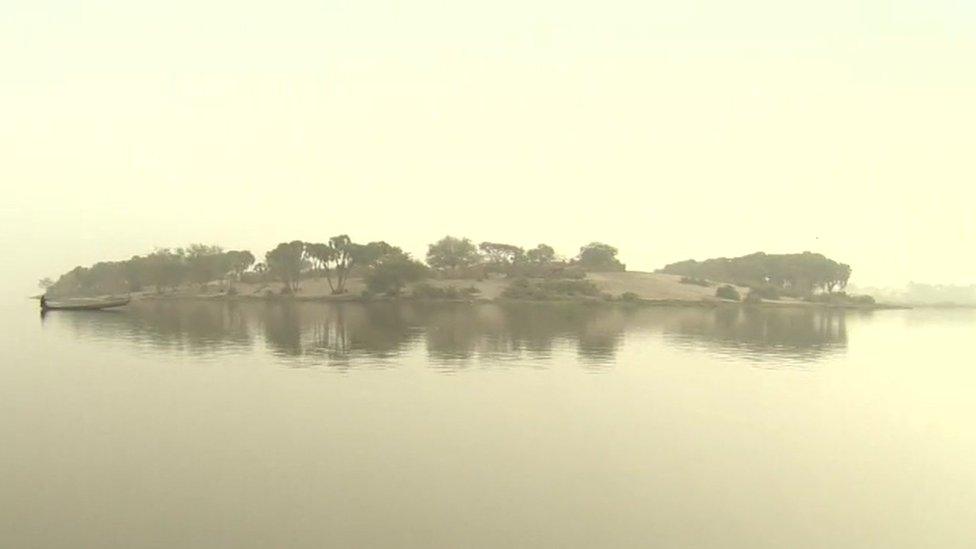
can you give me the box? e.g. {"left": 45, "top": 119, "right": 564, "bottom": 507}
{"left": 426, "top": 236, "right": 481, "bottom": 270}
{"left": 265, "top": 241, "right": 306, "bottom": 292}
{"left": 576, "top": 242, "right": 625, "bottom": 271}
{"left": 479, "top": 242, "right": 525, "bottom": 265}
{"left": 328, "top": 234, "right": 356, "bottom": 294}
{"left": 227, "top": 250, "right": 256, "bottom": 281}
{"left": 366, "top": 252, "right": 429, "bottom": 295}
{"left": 525, "top": 244, "right": 556, "bottom": 264}
{"left": 305, "top": 242, "right": 338, "bottom": 293}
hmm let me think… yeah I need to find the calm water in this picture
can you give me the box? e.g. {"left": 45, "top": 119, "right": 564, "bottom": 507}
{"left": 2, "top": 298, "right": 975, "bottom": 548}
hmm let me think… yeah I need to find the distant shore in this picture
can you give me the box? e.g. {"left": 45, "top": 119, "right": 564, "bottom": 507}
{"left": 89, "top": 271, "right": 907, "bottom": 310}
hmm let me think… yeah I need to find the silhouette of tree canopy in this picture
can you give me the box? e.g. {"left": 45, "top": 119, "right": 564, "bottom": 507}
{"left": 525, "top": 244, "right": 556, "bottom": 264}
{"left": 305, "top": 236, "right": 401, "bottom": 294}
{"left": 226, "top": 250, "right": 256, "bottom": 281}
{"left": 366, "top": 252, "right": 429, "bottom": 295}
{"left": 479, "top": 242, "right": 524, "bottom": 265}
{"left": 575, "top": 242, "right": 625, "bottom": 271}
{"left": 44, "top": 245, "right": 258, "bottom": 296}
{"left": 426, "top": 236, "right": 482, "bottom": 271}
{"left": 265, "top": 241, "right": 306, "bottom": 292}
{"left": 660, "top": 252, "right": 851, "bottom": 296}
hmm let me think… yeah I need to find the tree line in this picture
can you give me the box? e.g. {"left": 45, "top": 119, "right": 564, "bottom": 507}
{"left": 42, "top": 236, "right": 627, "bottom": 297}
{"left": 659, "top": 252, "right": 852, "bottom": 296}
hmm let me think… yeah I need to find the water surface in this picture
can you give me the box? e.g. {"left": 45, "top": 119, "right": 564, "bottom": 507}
{"left": 2, "top": 299, "right": 974, "bottom": 547}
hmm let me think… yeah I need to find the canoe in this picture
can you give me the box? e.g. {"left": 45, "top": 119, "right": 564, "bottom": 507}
{"left": 41, "top": 297, "right": 131, "bottom": 311}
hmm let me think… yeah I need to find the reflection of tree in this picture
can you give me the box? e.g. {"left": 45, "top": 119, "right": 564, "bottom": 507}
{"left": 660, "top": 306, "right": 848, "bottom": 360}
{"left": 48, "top": 301, "right": 850, "bottom": 369}
{"left": 261, "top": 303, "right": 303, "bottom": 357}
{"left": 52, "top": 301, "right": 254, "bottom": 354}
{"left": 419, "top": 303, "right": 626, "bottom": 369}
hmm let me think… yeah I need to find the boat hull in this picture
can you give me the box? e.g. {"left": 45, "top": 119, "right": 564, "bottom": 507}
{"left": 42, "top": 298, "right": 130, "bottom": 311}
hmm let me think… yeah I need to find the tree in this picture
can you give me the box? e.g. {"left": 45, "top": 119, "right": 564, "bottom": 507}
{"left": 305, "top": 235, "right": 363, "bottom": 294}
{"left": 426, "top": 236, "right": 481, "bottom": 270}
{"left": 226, "top": 250, "right": 256, "bottom": 281}
{"left": 38, "top": 277, "right": 54, "bottom": 290}
{"left": 659, "top": 251, "right": 853, "bottom": 297}
{"left": 479, "top": 242, "right": 524, "bottom": 265}
{"left": 366, "top": 252, "right": 429, "bottom": 295}
{"left": 353, "top": 241, "right": 402, "bottom": 267}
{"left": 576, "top": 242, "right": 625, "bottom": 271}
{"left": 143, "top": 248, "right": 187, "bottom": 292}
{"left": 265, "top": 241, "right": 306, "bottom": 292}
{"left": 328, "top": 234, "right": 356, "bottom": 294}
{"left": 185, "top": 244, "right": 225, "bottom": 286}
{"left": 824, "top": 263, "right": 851, "bottom": 294}
{"left": 525, "top": 244, "right": 556, "bottom": 264}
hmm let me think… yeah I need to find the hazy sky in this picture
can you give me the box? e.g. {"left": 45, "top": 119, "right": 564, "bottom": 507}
{"left": 2, "top": 0, "right": 974, "bottom": 293}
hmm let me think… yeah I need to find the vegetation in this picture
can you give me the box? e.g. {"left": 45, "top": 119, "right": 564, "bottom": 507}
{"left": 411, "top": 283, "right": 480, "bottom": 300}
{"left": 574, "top": 242, "right": 625, "bottom": 272}
{"left": 744, "top": 290, "right": 763, "bottom": 304}
{"left": 365, "top": 252, "right": 429, "bottom": 296}
{"left": 660, "top": 252, "right": 851, "bottom": 296}
{"left": 265, "top": 241, "right": 306, "bottom": 292}
{"left": 502, "top": 278, "right": 601, "bottom": 300}
{"left": 426, "top": 236, "right": 481, "bottom": 271}
{"left": 806, "top": 292, "right": 876, "bottom": 306}
{"left": 716, "top": 285, "right": 741, "bottom": 301}
{"left": 45, "top": 246, "right": 254, "bottom": 296}
{"left": 525, "top": 244, "right": 556, "bottom": 264}
{"left": 42, "top": 237, "right": 882, "bottom": 308}
{"left": 747, "top": 284, "right": 781, "bottom": 300}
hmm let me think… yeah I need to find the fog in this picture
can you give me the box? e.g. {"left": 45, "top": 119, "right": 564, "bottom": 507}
{"left": 3, "top": 0, "right": 975, "bottom": 294}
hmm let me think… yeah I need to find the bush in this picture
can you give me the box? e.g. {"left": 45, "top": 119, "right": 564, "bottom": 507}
{"left": 680, "top": 276, "right": 711, "bottom": 287}
{"left": 411, "top": 283, "right": 480, "bottom": 300}
{"left": 748, "top": 285, "right": 780, "bottom": 300}
{"left": 502, "top": 278, "right": 601, "bottom": 300}
{"left": 620, "top": 291, "right": 640, "bottom": 302}
{"left": 806, "top": 292, "right": 876, "bottom": 306}
{"left": 716, "top": 285, "right": 741, "bottom": 301}
{"left": 506, "top": 263, "right": 585, "bottom": 279}
{"left": 366, "top": 254, "right": 429, "bottom": 295}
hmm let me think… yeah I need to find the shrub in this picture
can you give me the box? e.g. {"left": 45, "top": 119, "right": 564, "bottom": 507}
{"left": 806, "top": 292, "right": 877, "bottom": 306}
{"left": 680, "top": 276, "right": 711, "bottom": 287}
{"left": 716, "top": 285, "right": 741, "bottom": 301}
{"left": 620, "top": 291, "right": 640, "bottom": 302}
{"left": 366, "top": 254, "right": 429, "bottom": 295}
{"left": 502, "top": 278, "right": 601, "bottom": 300}
{"left": 411, "top": 283, "right": 480, "bottom": 299}
{"left": 744, "top": 290, "right": 763, "bottom": 303}
{"left": 748, "top": 285, "right": 780, "bottom": 300}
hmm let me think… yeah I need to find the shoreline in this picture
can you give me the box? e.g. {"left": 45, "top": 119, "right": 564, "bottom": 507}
{"left": 124, "top": 292, "right": 911, "bottom": 310}
{"left": 38, "top": 270, "right": 920, "bottom": 311}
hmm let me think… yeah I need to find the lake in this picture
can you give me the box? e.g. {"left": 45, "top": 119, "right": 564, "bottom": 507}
{"left": 2, "top": 298, "right": 975, "bottom": 548}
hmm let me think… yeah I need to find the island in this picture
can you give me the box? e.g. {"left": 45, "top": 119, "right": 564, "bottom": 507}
{"left": 38, "top": 236, "right": 893, "bottom": 309}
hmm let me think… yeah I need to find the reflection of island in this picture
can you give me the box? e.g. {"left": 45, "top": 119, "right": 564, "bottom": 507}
{"left": 47, "top": 301, "right": 849, "bottom": 368}
{"left": 48, "top": 301, "right": 255, "bottom": 354}
{"left": 656, "top": 306, "right": 848, "bottom": 360}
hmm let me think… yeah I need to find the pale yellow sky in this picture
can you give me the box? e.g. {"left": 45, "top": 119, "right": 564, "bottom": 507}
{"left": 2, "top": 0, "right": 974, "bottom": 293}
